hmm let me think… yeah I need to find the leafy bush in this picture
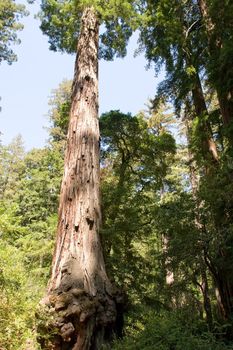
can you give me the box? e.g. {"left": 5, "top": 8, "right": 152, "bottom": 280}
{"left": 0, "top": 241, "right": 44, "bottom": 349}
{"left": 112, "top": 309, "right": 233, "bottom": 350}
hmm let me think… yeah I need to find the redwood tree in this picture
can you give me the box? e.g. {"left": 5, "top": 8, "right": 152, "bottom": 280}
{"left": 37, "top": 1, "right": 138, "bottom": 349}
{"left": 197, "top": 0, "right": 233, "bottom": 128}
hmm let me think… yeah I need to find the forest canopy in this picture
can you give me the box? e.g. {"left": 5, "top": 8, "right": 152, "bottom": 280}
{"left": 1, "top": 0, "right": 233, "bottom": 349}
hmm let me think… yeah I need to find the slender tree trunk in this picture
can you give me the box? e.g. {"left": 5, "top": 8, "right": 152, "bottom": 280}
{"left": 200, "top": 263, "right": 213, "bottom": 331}
{"left": 191, "top": 73, "right": 219, "bottom": 163}
{"left": 184, "top": 3, "right": 233, "bottom": 326}
{"left": 180, "top": 12, "right": 218, "bottom": 163}
{"left": 162, "top": 235, "right": 174, "bottom": 286}
{"left": 186, "top": 110, "right": 233, "bottom": 327}
{"left": 37, "top": 7, "right": 123, "bottom": 350}
{"left": 184, "top": 115, "right": 213, "bottom": 331}
{"left": 212, "top": 257, "right": 233, "bottom": 324}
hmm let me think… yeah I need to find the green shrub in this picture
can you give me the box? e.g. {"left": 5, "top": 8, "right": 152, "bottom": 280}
{"left": 0, "top": 241, "right": 44, "bottom": 349}
{"left": 112, "top": 309, "right": 233, "bottom": 350}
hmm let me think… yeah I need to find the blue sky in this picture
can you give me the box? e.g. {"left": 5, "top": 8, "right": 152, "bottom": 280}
{"left": 0, "top": 0, "right": 161, "bottom": 150}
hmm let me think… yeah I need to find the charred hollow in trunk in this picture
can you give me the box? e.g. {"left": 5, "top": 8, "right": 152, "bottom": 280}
{"left": 37, "top": 7, "right": 124, "bottom": 350}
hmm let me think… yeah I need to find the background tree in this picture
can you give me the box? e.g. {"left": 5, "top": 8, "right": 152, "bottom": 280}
{"left": 0, "top": 0, "right": 28, "bottom": 64}
{"left": 138, "top": 0, "right": 233, "bottom": 331}
{"left": 0, "top": 135, "right": 25, "bottom": 200}
{"left": 197, "top": 0, "right": 233, "bottom": 130}
{"left": 100, "top": 110, "right": 175, "bottom": 302}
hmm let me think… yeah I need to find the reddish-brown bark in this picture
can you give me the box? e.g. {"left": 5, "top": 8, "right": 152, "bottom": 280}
{"left": 37, "top": 7, "right": 124, "bottom": 350}
{"left": 49, "top": 6, "right": 107, "bottom": 298}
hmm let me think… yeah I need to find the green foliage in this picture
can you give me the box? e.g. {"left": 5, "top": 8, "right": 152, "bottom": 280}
{"left": 0, "top": 240, "right": 43, "bottom": 349}
{"left": 16, "top": 147, "right": 62, "bottom": 224}
{"left": 0, "top": 126, "right": 65, "bottom": 347}
{"left": 39, "top": 0, "right": 139, "bottom": 59}
{"left": 0, "top": 201, "right": 27, "bottom": 242}
{"left": 47, "top": 79, "right": 72, "bottom": 147}
{"left": 100, "top": 110, "right": 176, "bottom": 300}
{"left": 0, "top": 135, "right": 25, "bottom": 200}
{"left": 112, "top": 310, "right": 233, "bottom": 350}
{"left": 39, "top": 0, "right": 82, "bottom": 54}
{"left": 0, "top": 144, "right": 62, "bottom": 348}
{"left": 138, "top": 0, "right": 207, "bottom": 114}
{"left": 205, "top": 0, "right": 233, "bottom": 96}
{"left": 0, "top": 0, "right": 28, "bottom": 64}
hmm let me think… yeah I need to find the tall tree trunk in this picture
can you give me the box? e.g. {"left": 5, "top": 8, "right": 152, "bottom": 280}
{"left": 186, "top": 106, "right": 233, "bottom": 327}
{"left": 191, "top": 73, "right": 219, "bottom": 163}
{"left": 184, "top": 114, "right": 213, "bottom": 331}
{"left": 204, "top": 248, "right": 233, "bottom": 326}
{"left": 49, "top": 6, "right": 105, "bottom": 299}
{"left": 180, "top": 11, "right": 218, "bottom": 163}
{"left": 37, "top": 7, "right": 123, "bottom": 350}
{"left": 197, "top": 0, "right": 233, "bottom": 126}
{"left": 159, "top": 185, "right": 174, "bottom": 288}
{"left": 162, "top": 235, "right": 174, "bottom": 286}
{"left": 200, "top": 265, "right": 213, "bottom": 331}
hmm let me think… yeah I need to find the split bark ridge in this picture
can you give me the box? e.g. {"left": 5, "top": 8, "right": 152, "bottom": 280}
{"left": 38, "top": 7, "right": 124, "bottom": 350}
